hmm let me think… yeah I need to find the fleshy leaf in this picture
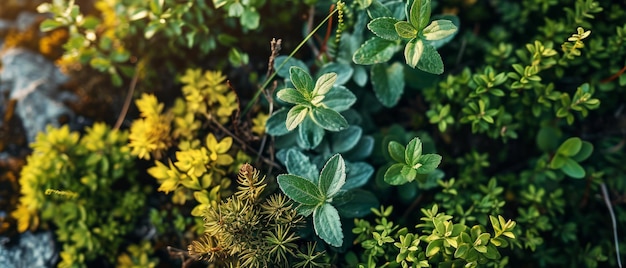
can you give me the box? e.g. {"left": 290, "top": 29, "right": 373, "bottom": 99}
{"left": 353, "top": 37, "right": 399, "bottom": 65}
{"left": 368, "top": 17, "right": 400, "bottom": 41}
{"left": 310, "top": 107, "right": 348, "bottom": 131}
{"left": 290, "top": 66, "right": 314, "bottom": 95}
{"left": 409, "top": 0, "right": 431, "bottom": 30}
{"left": 384, "top": 163, "right": 408, "bottom": 185}
{"left": 266, "top": 108, "right": 290, "bottom": 136}
{"left": 313, "top": 203, "right": 343, "bottom": 247}
{"left": 278, "top": 174, "right": 324, "bottom": 205}
{"left": 319, "top": 154, "right": 346, "bottom": 198}
{"left": 404, "top": 38, "right": 424, "bottom": 68}
{"left": 416, "top": 43, "right": 444, "bottom": 74}
{"left": 286, "top": 105, "right": 309, "bottom": 131}
{"left": 388, "top": 141, "right": 406, "bottom": 163}
{"left": 371, "top": 62, "right": 405, "bottom": 107}
{"left": 416, "top": 154, "right": 442, "bottom": 174}
{"left": 395, "top": 21, "right": 418, "bottom": 39}
{"left": 423, "top": 20, "right": 458, "bottom": 41}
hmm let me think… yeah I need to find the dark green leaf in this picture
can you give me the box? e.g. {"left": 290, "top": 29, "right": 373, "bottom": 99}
{"left": 266, "top": 108, "right": 290, "bottom": 136}
{"left": 455, "top": 244, "right": 470, "bottom": 258}
{"left": 353, "top": 37, "right": 399, "bottom": 65}
{"left": 318, "top": 63, "right": 353, "bottom": 85}
{"left": 331, "top": 126, "right": 363, "bottom": 153}
{"left": 571, "top": 141, "right": 593, "bottom": 162}
{"left": 409, "top": 0, "right": 431, "bottom": 29}
{"left": 297, "top": 204, "right": 317, "bottom": 217}
{"left": 416, "top": 43, "right": 444, "bottom": 74}
{"left": 368, "top": 17, "right": 400, "bottom": 41}
{"left": 322, "top": 86, "right": 357, "bottom": 112}
{"left": 297, "top": 117, "right": 324, "bottom": 149}
{"left": 284, "top": 149, "right": 319, "bottom": 183}
{"left": 388, "top": 141, "right": 406, "bottom": 163}
{"left": 278, "top": 174, "right": 324, "bottom": 205}
{"left": 550, "top": 154, "right": 567, "bottom": 169}
{"left": 310, "top": 107, "right": 348, "bottom": 131}
{"left": 371, "top": 62, "right": 405, "bottom": 107}
{"left": 314, "top": 203, "right": 344, "bottom": 247}
{"left": 290, "top": 66, "right": 314, "bottom": 95}
{"left": 366, "top": 0, "right": 392, "bottom": 18}
{"left": 344, "top": 136, "right": 374, "bottom": 161}
{"left": 343, "top": 162, "right": 374, "bottom": 190}
{"left": 240, "top": 8, "right": 259, "bottom": 29}
{"left": 536, "top": 126, "right": 561, "bottom": 152}
{"left": 274, "top": 56, "right": 308, "bottom": 79}
{"left": 319, "top": 154, "right": 346, "bottom": 198}
{"left": 334, "top": 189, "right": 379, "bottom": 218}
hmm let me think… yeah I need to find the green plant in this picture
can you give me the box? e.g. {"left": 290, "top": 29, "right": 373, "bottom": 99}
{"left": 11, "top": 124, "right": 150, "bottom": 267}
{"left": 352, "top": 205, "right": 517, "bottom": 268}
{"left": 384, "top": 136, "right": 442, "bottom": 185}
{"left": 188, "top": 163, "right": 328, "bottom": 267}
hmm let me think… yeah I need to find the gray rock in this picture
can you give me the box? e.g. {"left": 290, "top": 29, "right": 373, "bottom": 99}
{"left": 0, "top": 231, "right": 57, "bottom": 268}
{"left": 0, "top": 48, "right": 75, "bottom": 142}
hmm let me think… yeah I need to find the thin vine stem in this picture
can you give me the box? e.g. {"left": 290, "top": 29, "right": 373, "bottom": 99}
{"left": 240, "top": 7, "right": 339, "bottom": 119}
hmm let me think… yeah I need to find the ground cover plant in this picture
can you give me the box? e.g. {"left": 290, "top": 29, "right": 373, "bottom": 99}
{"left": 1, "top": 0, "right": 625, "bottom": 267}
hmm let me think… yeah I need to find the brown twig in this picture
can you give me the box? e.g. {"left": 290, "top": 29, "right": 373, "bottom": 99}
{"left": 114, "top": 65, "right": 140, "bottom": 130}
{"left": 601, "top": 66, "right": 626, "bottom": 84}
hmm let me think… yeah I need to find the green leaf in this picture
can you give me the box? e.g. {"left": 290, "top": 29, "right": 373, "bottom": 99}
{"left": 278, "top": 174, "right": 324, "bottom": 205}
{"left": 310, "top": 107, "right": 348, "bottom": 131}
{"left": 228, "top": 2, "right": 244, "bottom": 16}
{"left": 366, "top": 0, "right": 392, "bottom": 18}
{"left": 405, "top": 137, "right": 423, "bottom": 167}
{"left": 286, "top": 105, "right": 309, "bottom": 131}
{"left": 284, "top": 149, "right": 319, "bottom": 183}
{"left": 314, "top": 203, "right": 344, "bottom": 247}
{"left": 274, "top": 56, "right": 308, "bottom": 79}
{"left": 331, "top": 126, "right": 363, "bottom": 153}
{"left": 426, "top": 239, "right": 442, "bottom": 257}
{"left": 550, "top": 154, "right": 567, "bottom": 169}
{"left": 290, "top": 66, "right": 314, "bottom": 94}
{"left": 422, "top": 20, "right": 458, "bottom": 40}
{"left": 319, "top": 154, "right": 347, "bottom": 198}
{"left": 39, "top": 19, "right": 63, "bottom": 32}
{"left": 388, "top": 141, "right": 406, "bottom": 163}
{"left": 572, "top": 141, "right": 593, "bottom": 162}
{"left": 343, "top": 162, "right": 374, "bottom": 190}
{"left": 344, "top": 136, "right": 374, "bottom": 161}
{"left": 536, "top": 126, "right": 561, "bottom": 152}
{"left": 353, "top": 37, "right": 399, "bottom": 65}
{"left": 404, "top": 38, "right": 424, "bottom": 68}
{"left": 395, "top": 21, "right": 418, "bottom": 39}
{"left": 562, "top": 158, "right": 585, "bottom": 179}
{"left": 368, "top": 17, "right": 400, "bottom": 41}
{"left": 557, "top": 137, "right": 582, "bottom": 157}
{"left": 322, "top": 86, "right": 357, "bottom": 112}
{"left": 371, "top": 62, "right": 405, "bottom": 107}
{"left": 416, "top": 43, "right": 444, "bottom": 74}
{"left": 318, "top": 63, "right": 353, "bottom": 85}
{"left": 455, "top": 244, "right": 470, "bottom": 258}
{"left": 297, "top": 204, "right": 317, "bottom": 217}
{"left": 313, "top": 72, "right": 338, "bottom": 96}
{"left": 213, "top": 0, "right": 227, "bottom": 8}
{"left": 384, "top": 163, "right": 409, "bottom": 185}
{"left": 334, "top": 189, "right": 379, "bottom": 218}
{"left": 401, "top": 165, "right": 418, "bottom": 181}
{"left": 416, "top": 154, "right": 442, "bottom": 174}
{"left": 240, "top": 8, "right": 259, "bottom": 29}
{"left": 409, "top": 0, "right": 431, "bottom": 29}
{"left": 277, "top": 88, "right": 308, "bottom": 104}
{"left": 266, "top": 108, "right": 289, "bottom": 136}
{"left": 298, "top": 117, "right": 324, "bottom": 149}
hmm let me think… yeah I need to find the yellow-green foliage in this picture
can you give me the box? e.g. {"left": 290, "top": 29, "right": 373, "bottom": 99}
{"left": 188, "top": 164, "right": 323, "bottom": 267}
{"left": 179, "top": 68, "right": 238, "bottom": 125}
{"left": 12, "top": 123, "right": 149, "bottom": 268}
{"left": 130, "top": 68, "right": 248, "bottom": 212}
{"left": 129, "top": 93, "right": 173, "bottom": 160}
{"left": 117, "top": 241, "right": 159, "bottom": 268}
{"left": 147, "top": 132, "right": 234, "bottom": 211}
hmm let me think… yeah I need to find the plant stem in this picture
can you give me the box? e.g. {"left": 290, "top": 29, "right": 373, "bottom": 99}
{"left": 601, "top": 183, "right": 622, "bottom": 268}
{"left": 241, "top": 7, "right": 339, "bottom": 118}
{"left": 114, "top": 65, "right": 140, "bottom": 130}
